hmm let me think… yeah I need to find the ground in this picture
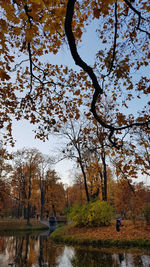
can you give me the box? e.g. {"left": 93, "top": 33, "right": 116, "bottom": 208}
{"left": 0, "top": 218, "right": 48, "bottom": 232}
{"left": 51, "top": 220, "right": 150, "bottom": 248}
{"left": 65, "top": 220, "right": 150, "bottom": 241}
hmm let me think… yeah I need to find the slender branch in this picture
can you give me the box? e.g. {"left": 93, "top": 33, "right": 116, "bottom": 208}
{"left": 27, "top": 42, "right": 33, "bottom": 93}
{"left": 106, "top": 0, "right": 118, "bottom": 76}
{"left": 10, "top": 59, "right": 29, "bottom": 72}
{"left": 123, "top": 0, "right": 145, "bottom": 27}
{"left": 136, "top": 26, "right": 150, "bottom": 36}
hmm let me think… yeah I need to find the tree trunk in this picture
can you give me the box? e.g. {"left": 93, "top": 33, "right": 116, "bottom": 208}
{"left": 27, "top": 202, "right": 31, "bottom": 225}
{"left": 79, "top": 160, "right": 90, "bottom": 202}
{"left": 102, "top": 152, "right": 107, "bottom": 201}
{"left": 27, "top": 172, "right": 31, "bottom": 225}
{"left": 40, "top": 189, "right": 45, "bottom": 220}
{"left": 52, "top": 204, "right": 56, "bottom": 217}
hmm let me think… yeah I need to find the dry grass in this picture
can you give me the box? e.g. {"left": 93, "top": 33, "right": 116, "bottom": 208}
{"left": 0, "top": 218, "right": 47, "bottom": 231}
{"left": 64, "top": 220, "right": 150, "bottom": 241}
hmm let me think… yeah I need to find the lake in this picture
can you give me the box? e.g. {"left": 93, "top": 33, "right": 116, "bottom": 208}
{"left": 0, "top": 231, "right": 150, "bottom": 266}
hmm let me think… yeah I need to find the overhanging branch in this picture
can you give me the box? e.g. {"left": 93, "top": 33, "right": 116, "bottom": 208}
{"left": 65, "top": 0, "right": 150, "bottom": 147}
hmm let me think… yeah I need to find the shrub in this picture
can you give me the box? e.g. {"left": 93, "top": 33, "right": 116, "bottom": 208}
{"left": 143, "top": 203, "right": 150, "bottom": 224}
{"left": 68, "top": 200, "right": 113, "bottom": 226}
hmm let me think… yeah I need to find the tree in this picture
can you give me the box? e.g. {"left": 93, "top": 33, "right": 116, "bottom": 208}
{"left": 0, "top": 0, "right": 149, "bottom": 147}
{"left": 113, "top": 179, "right": 147, "bottom": 223}
{"left": 11, "top": 148, "right": 66, "bottom": 221}
{"left": 60, "top": 115, "right": 116, "bottom": 202}
{"left": 37, "top": 153, "right": 53, "bottom": 219}
{"left": 12, "top": 148, "right": 41, "bottom": 224}
{"left": 0, "top": 146, "right": 12, "bottom": 216}
{"left": 67, "top": 173, "right": 87, "bottom": 206}
{"left": 60, "top": 119, "right": 91, "bottom": 202}
{"left": 43, "top": 170, "right": 66, "bottom": 216}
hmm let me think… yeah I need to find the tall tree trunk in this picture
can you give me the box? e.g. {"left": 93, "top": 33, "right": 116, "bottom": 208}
{"left": 27, "top": 202, "right": 31, "bottom": 225}
{"left": 27, "top": 171, "right": 31, "bottom": 225}
{"left": 79, "top": 160, "right": 90, "bottom": 202}
{"left": 40, "top": 189, "right": 45, "bottom": 220}
{"left": 77, "top": 149, "right": 90, "bottom": 202}
{"left": 102, "top": 152, "right": 107, "bottom": 201}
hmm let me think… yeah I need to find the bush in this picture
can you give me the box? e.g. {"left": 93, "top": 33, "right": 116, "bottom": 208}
{"left": 68, "top": 200, "right": 113, "bottom": 226}
{"left": 143, "top": 203, "right": 150, "bottom": 224}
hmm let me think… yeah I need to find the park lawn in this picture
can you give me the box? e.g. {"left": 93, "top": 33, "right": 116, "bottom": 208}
{"left": 51, "top": 220, "right": 150, "bottom": 248}
{"left": 0, "top": 218, "right": 48, "bottom": 232}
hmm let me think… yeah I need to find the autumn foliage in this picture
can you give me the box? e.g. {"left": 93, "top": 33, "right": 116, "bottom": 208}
{"left": 68, "top": 200, "right": 113, "bottom": 226}
{"left": 0, "top": 147, "right": 66, "bottom": 223}
{"left": 0, "top": 0, "right": 149, "bottom": 148}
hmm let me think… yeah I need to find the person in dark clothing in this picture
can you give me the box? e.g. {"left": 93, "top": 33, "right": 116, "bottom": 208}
{"left": 116, "top": 217, "right": 122, "bottom": 232}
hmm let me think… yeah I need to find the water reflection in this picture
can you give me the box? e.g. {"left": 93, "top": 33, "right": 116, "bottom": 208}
{"left": 0, "top": 233, "right": 150, "bottom": 266}
{"left": 71, "top": 248, "right": 150, "bottom": 267}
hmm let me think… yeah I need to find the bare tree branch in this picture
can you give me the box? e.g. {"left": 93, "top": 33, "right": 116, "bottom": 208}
{"left": 106, "top": 0, "right": 118, "bottom": 76}
{"left": 123, "top": 0, "right": 145, "bottom": 27}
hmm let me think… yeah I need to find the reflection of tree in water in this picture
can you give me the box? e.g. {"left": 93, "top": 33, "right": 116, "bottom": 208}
{"left": 12, "top": 234, "right": 29, "bottom": 266}
{"left": 39, "top": 236, "right": 64, "bottom": 266}
{"left": 71, "top": 249, "right": 150, "bottom": 267}
{"left": 133, "top": 255, "right": 143, "bottom": 267}
{"left": 3, "top": 234, "right": 64, "bottom": 266}
{"left": 118, "top": 253, "right": 124, "bottom": 263}
{"left": 38, "top": 236, "right": 44, "bottom": 267}
{"left": 71, "top": 248, "right": 114, "bottom": 267}
{"left": 1, "top": 235, "right": 150, "bottom": 266}
{"left": 112, "top": 251, "right": 150, "bottom": 266}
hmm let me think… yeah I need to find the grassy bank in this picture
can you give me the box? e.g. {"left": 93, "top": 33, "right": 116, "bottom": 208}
{"left": 51, "top": 221, "right": 150, "bottom": 249}
{"left": 0, "top": 218, "right": 48, "bottom": 234}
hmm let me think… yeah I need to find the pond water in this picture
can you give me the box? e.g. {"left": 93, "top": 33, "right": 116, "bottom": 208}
{"left": 0, "top": 231, "right": 150, "bottom": 266}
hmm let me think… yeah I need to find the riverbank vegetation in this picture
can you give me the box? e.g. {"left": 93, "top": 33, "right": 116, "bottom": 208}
{"left": 0, "top": 218, "right": 48, "bottom": 233}
{"left": 51, "top": 220, "right": 150, "bottom": 248}
{"left": 67, "top": 200, "right": 113, "bottom": 226}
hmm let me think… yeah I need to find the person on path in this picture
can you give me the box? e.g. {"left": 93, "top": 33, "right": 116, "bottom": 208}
{"left": 116, "top": 217, "right": 123, "bottom": 232}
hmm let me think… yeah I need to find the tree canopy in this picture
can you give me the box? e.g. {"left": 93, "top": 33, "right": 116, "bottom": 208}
{"left": 0, "top": 0, "right": 149, "bottom": 146}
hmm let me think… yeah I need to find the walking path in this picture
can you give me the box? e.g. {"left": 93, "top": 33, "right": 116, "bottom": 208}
{"left": 40, "top": 220, "right": 50, "bottom": 228}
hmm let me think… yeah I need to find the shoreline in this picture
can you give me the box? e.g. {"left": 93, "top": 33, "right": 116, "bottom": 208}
{"left": 1, "top": 218, "right": 150, "bottom": 248}
{"left": 50, "top": 223, "right": 150, "bottom": 249}
{"left": 0, "top": 218, "right": 48, "bottom": 234}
